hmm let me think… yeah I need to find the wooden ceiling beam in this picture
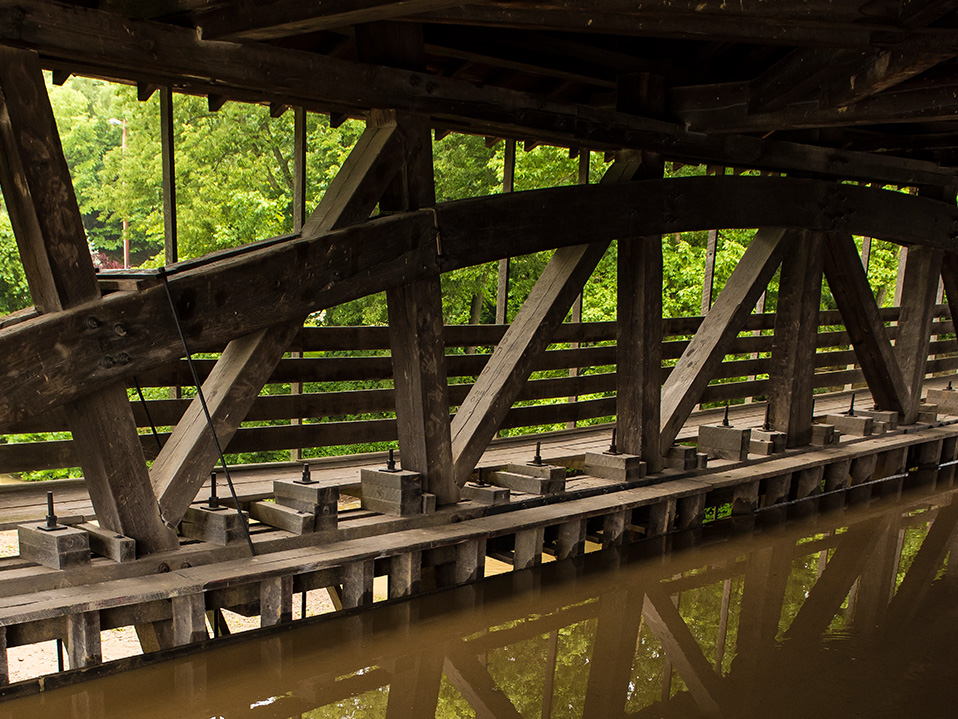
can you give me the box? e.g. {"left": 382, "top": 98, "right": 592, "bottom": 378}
{"left": 195, "top": 0, "right": 486, "bottom": 41}
{"left": 0, "top": 175, "right": 956, "bottom": 428}
{"left": 0, "top": 0, "right": 953, "bottom": 185}
{"left": 413, "top": 4, "right": 905, "bottom": 48}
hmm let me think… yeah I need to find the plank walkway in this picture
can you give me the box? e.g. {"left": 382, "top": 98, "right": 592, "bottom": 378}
{"left": 0, "top": 378, "right": 951, "bottom": 531}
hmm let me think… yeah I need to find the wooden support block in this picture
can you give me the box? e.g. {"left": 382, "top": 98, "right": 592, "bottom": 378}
{"left": 389, "top": 550, "right": 422, "bottom": 599}
{"left": 748, "top": 439, "right": 776, "bottom": 456}
{"left": 260, "top": 575, "right": 293, "bottom": 627}
{"left": 273, "top": 480, "right": 339, "bottom": 513}
{"left": 811, "top": 423, "right": 836, "bottom": 446}
{"left": 454, "top": 538, "right": 487, "bottom": 584}
{"left": 77, "top": 522, "right": 134, "bottom": 563}
{"left": 341, "top": 560, "right": 375, "bottom": 609}
{"left": 825, "top": 414, "right": 873, "bottom": 436}
{"left": 602, "top": 511, "right": 629, "bottom": 547}
{"left": 695, "top": 453, "right": 709, "bottom": 469}
{"left": 675, "top": 493, "right": 707, "bottom": 531}
{"left": 698, "top": 425, "right": 751, "bottom": 461}
{"left": 249, "top": 501, "right": 315, "bottom": 535}
{"left": 421, "top": 493, "right": 437, "bottom": 514}
{"left": 487, "top": 470, "right": 564, "bottom": 494}
{"left": 461, "top": 483, "right": 510, "bottom": 505}
{"left": 583, "top": 452, "right": 647, "bottom": 483}
{"left": 925, "top": 388, "right": 958, "bottom": 415}
{"left": 18, "top": 524, "right": 90, "bottom": 569}
{"left": 750, "top": 429, "right": 787, "bottom": 452}
{"left": 848, "top": 454, "right": 879, "bottom": 504}
{"left": 918, "top": 404, "right": 939, "bottom": 423}
{"left": 871, "top": 421, "right": 888, "bottom": 436}
{"left": 855, "top": 409, "right": 899, "bottom": 430}
{"left": 172, "top": 593, "right": 208, "bottom": 645}
{"left": 66, "top": 611, "right": 101, "bottom": 669}
{"left": 180, "top": 507, "right": 250, "bottom": 545}
{"left": 504, "top": 463, "right": 566, "bottom": 483}
{"left": 556, "top": 519, "right": 587, "bottom": 560}
{"left": 360, "top": 468, "right": 422, "bottom": 516}
{"left": 664, "top": 444, "right": 697, "bottom": 470}
{"left": 514, "top": 527, "right": 545, "bottom": 570}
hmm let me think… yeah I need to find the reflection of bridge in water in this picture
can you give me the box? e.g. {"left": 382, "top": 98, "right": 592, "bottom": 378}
{"left": 6, "top": 475, "right": 958, "bottom": 719}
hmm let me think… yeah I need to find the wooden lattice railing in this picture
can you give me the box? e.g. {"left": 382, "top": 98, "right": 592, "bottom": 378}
{"left": 1, "top": 306, "right": 955, "bottom": 474}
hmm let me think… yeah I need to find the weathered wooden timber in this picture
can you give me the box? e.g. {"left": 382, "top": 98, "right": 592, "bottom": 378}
{"left": 0, "top": 409, "right": 953, "bottom": 682}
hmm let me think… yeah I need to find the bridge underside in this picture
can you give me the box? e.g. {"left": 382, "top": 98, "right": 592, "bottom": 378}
{"left": 2, "top": 0, "right": 958, "bottom": 682}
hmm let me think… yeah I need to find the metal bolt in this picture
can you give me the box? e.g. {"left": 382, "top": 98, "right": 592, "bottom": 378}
{"left": 528, "top": 441, "right": 544, "bottom": 467}
{"left": 384, "top": 448, "right": 398, "bottom": 472}
{"left": 101, "top": 356, "right": 115, "bottom": 369}
{"left": 605, "top": 428, "right": 620, "bottom": 455}
{"left": 296, "top": 462, "right": 315, "bottom": 485}
{"left": 722, "top": 403, "right": 731, "bottom": 428}
{"left": 85, "top": 316, "right": 100, "bottom": 329}
{"left": 847, "top": 392, "right": 856, "bottom": 417}
{"left": 113, "top": 323, "right": 127, "bottom": 336}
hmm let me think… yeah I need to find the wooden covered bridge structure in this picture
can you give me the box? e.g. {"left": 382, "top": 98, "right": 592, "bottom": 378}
{"left": 2, "top": 0, "right": 958, "bottom": 689}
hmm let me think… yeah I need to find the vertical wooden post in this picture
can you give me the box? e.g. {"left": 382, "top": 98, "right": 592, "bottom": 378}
{"left": 896, "top": 238, "right": 946, "bottom": 423}
{"left": 66, "top": 612, "right": 102, "bottom": 670}
{"left": 514, "top": 527, "right": 544, "bottom": 570}
{"left": 769, "top": 231, "right": 824, "bottom": 447}
{"left": 342, "top": 560, "right": 375, "bottom": 609}
{"left": 160, "top": 87, "right": 177, "bottom": 264}
{"left": 567, "top": 150, "right": 590, "bottom": 427}
{"left": 389, "top": 550, "right": 422, "bottom": 599}
{"left": 701, "top": 166, "right": 723, "bottom": 315}
{"left": 292, "top": 106, "right": 307, "bottom": 233}
{"left": 615, "top": 73, "right": 666, "bottom": 472}
{"left": 172, "top": 593, "right": 208, "bottom": 645}
{"left": 455, "top": 539, "right": 486, "bottom": 583}
{"left": 0, "top": 627, "right": 7, "bottom": 686}
{"left": 260, "top": 575, "right": 293, "bottom": 627}
{"left": 496, "top": 139, "right": 516, "bottom": 325}
{"left": 290, "top": 106, "right": 307, "bottom": 461}
{"left": 358, "top": 23, "right": 457, "bottom": 505}
{"left": 0, "top": 46, "right": 177, "bottom": 553}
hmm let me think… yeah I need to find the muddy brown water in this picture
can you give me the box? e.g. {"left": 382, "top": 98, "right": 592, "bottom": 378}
{"left": 4, "top": 479, "right": 958, "bottom": 719}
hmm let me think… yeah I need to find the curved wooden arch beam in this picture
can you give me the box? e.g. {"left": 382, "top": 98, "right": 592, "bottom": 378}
{"left": 1, "top": 175, "right": 956, "bottom": 429}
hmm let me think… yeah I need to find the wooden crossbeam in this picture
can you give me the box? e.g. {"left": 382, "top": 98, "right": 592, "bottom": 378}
{"left": 149, "top": 117, "right": 408, "bottom": 523}
{"left": 769, "top": 231, "right": 825, "bottom": 447}
{"left": 0, "top": 46, "right": 177, "bottom": 553}
{"left": 196, "top": 0, "right": 482, "bottom": 40}
{"left": 0, "top": 1, "right": 953, "bottom": 186}
{"left": 2, "top": 176, "right": 957, "bottom": 430}
{"left": 660, "top": 228, "right": 786, "bottom": 451}
{"left": 450, "top": 241, "right": 610, "bottom": 485}
{"left": 823, "top": 233, "right": 910, "bottom": 417}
